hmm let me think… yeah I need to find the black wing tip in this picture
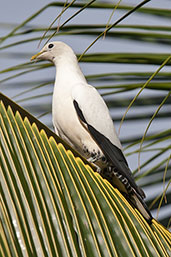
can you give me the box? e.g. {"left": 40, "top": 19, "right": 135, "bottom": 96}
{"left": 73, "top": 100, "right": 87, "bottom": 123}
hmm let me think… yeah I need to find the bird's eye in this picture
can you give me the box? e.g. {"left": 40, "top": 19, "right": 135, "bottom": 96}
{"left": 48, "top": 43, "right": 54, "bottom": 49}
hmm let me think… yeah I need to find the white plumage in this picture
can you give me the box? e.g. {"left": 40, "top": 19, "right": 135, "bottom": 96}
{"left": 31, "top": 41, "right": 152, "bottom": 222}
{"left": 50, "top": 42, "right": 122, "bottom": 159}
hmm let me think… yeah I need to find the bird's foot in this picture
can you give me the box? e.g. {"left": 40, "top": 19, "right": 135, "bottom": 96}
{"left": 88, "top": 153, "right": 107, "bottom": 165}
{"left": 94, "top": 165, "right": 102, "bottom": 174}
{"left": 87, "top": 156, "right": 98, "bottom": 163}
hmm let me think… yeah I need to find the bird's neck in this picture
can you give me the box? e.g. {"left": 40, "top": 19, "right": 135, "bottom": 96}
{"left": 54, "top": 55, "right": 86, "bottom": 90}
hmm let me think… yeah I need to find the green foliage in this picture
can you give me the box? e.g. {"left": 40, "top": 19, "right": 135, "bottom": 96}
{"left": 1, "top": 94, "right": 171, "bottom": 257}
{"left": 0, "top": 1, "right": 171, "bottom": 255}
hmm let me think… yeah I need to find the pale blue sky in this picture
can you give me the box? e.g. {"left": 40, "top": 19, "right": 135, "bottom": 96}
{"left": 1, "top": 0, "right": 171, "bottom": 219}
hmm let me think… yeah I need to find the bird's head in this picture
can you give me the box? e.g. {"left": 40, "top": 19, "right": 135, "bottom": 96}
{"left": 31, "top": 41, "right": 75, "bottom": 63}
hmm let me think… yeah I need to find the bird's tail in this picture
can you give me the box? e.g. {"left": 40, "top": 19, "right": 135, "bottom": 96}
{"left": 130, "top": 189, "right": 152, "bottom": 222}
{"left": 102, "top": 167, "right": 152, "bottom": 223}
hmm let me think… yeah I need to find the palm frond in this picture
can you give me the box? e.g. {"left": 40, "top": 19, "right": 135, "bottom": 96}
{"left": 1, "top": 93, "right": 170, "bottom": 257}
{"left": 0, "top": 0, "right": 171, "bottom": 228}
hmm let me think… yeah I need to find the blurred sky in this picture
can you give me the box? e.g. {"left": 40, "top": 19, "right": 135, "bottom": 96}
{"left": 1, "top": 0, "right": 171, "bottom": 219}
{"left": 0, "top": 0, "right": 171, "bottom": 171}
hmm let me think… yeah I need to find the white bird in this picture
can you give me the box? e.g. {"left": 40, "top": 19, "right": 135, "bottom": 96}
{"left": 31, "top": 41, "right": 152, "bottom": 222}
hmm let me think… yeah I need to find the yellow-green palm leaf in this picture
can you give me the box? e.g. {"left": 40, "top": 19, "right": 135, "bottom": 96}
{"left": 1, "top": 93, "right": 170, "bottom": 257}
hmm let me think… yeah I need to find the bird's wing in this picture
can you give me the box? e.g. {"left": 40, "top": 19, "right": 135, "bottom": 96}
{"left": 72, "top": 83, "right": 122, "bottom": 149}
{"left": 72, "top": 84, "right": 145, "bottom": 199}
{"left": 72, "top": 84, "right": 153, "bottom": 221}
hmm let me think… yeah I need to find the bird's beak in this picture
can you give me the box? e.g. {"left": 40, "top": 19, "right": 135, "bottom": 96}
{"left": 30, "top": 50, "right": 45, "bottom": 61}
